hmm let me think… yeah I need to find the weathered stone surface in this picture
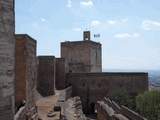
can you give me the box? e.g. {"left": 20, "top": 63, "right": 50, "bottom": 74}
{"left": 55, "top": 58, "right": 66, "bottom": 90}
{"left": 14, "top": 105, "right": 38, "bottom": 120}
{"left": 63, "top": 97, "right": 87, "bottom": 120}
{"left": 14, "top": 106, "right": 26, "bottom": 120}
{"left": 66, "top": 72, "right": 148, "bottom": 113}
{"left": 0, "top": 0, "right": 15, "bottom": 119}
{"left": 15, "top": 34, "right": 37, "bottom": 110}
{"left": 61, "top": 31, "right": 102, "bottom": 73}
{"left": 57, "top": 86, "right": 72, "bottom": 102}
{"left": 37, "top": 56, "right": 55, "bottom": 96}
{"left": 121, "top": 106, "right": 147, "bottom": 120}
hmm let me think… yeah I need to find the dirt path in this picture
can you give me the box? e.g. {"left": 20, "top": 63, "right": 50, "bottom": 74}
{"left": 36, "top": 95, "right": 60, "bottom": 120}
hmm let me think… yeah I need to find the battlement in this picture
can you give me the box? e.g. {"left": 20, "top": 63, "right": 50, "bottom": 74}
{"left": 61, "top": 40, "right": 101, "bottom": 47}
{"left": 66, "top": 72, "right": 148, "bottom": 77}
{"left": 66, "top": 72, "right": 148, "bottom": 113}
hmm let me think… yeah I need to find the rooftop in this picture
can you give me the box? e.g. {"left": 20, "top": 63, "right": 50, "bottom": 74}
{"left": 66, "top": 72, "right": 148, "bottom": 77}
{"left": 15, "top": 34, "right": 37, "bottom": 43}
{"left": 61, "top": 40, "right": 101, "bottom": 46}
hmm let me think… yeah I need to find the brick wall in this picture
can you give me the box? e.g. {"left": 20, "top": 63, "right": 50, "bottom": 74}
{"left": 55, "top": 58, "right": 66, "bottom": 90}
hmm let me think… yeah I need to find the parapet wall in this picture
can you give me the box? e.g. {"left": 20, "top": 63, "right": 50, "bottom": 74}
{"left": 96, "top": 98, "right": 147, "bottom": 120}
{"left": 66, "top": 72, "right": 148, "bottom": 113}
{"left": 62, "top": 96, "right": 87, "bottom": 120}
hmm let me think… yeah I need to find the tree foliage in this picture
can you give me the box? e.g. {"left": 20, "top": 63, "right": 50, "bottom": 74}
{"left": 111, "top": 89, "right": 136, "bottom": 110}
{"left": 136, "top": 91, "right": 160, "bottom": 120}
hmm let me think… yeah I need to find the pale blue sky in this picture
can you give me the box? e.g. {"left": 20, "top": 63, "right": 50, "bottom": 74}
{"left": 15, "top": 0, "right": 160, "bottom": 70}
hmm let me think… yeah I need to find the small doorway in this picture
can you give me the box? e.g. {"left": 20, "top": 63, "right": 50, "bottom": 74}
{"left": 90, "top": 102, "right": 95, "bottom": 114}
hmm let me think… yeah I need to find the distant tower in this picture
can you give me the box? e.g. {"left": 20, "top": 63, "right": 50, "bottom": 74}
{"left": 83, "top": 31, "right": 91, "bottom": 41}
{"left": 61, "top": 31, "right": 102, "bottom": 73}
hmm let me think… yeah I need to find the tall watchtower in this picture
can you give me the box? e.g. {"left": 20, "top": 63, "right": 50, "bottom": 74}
{"left": 0, "top": 0, "right": 15, "bottom": 119}
{"left": 61, "top": 31, "right": 102, "bottom": 73}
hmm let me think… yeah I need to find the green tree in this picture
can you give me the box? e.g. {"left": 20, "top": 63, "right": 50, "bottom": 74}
{"left": 136, "top": 91, "right": 160, "bottom": 120}
{"left": 111, "top": 89, "right": 136, "bottom": 110}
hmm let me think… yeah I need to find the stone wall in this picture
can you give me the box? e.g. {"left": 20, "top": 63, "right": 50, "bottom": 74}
{"left": 25, "top": 35, "right": 37, "bottom": 109}
{"left": 66, "top": 72, "right": 148, "bottom": 113}
{"left": 61, "top": 32, "right": 102, "bottom": 73}
{"left": 14, "top": 106, "right": 26, "bottom": 120}
{"left": 57, "top": 86, "right": 72, "bottom": 102}
{"left": 62, "top": 97, "right": 87, "bottom": 120}
{"left": 0, "top": 0, "right": 15, "bottom": 119}
{"left": 37, "top": 56, "right": 55, "bottom": 96}
{"left": 55, "top": 58, "right": 66, "bottom": 90}
{"left": 96, "top": 98, "right": 147, "bottom": 120}
{"left": 15, "top": 34, "right": 37, "bottom": 110}
{"left": 14, "top": 106, "right": 38, "bottom": 120}
{"left": 15, "top": 36, "right": 26, "bottom": 107}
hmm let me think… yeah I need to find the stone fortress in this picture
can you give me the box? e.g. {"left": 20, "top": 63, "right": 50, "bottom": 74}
{"left": 61, "top": 31, "right": 102, "bottom": 73}
{"left": 56, "top": 31, "right": 148, "bottom": 114}
{"left": 35, "top": 31, "right": 148, "bottom": 117}
{"left": 0, "top": 0, "right": 148, "bottom": 120}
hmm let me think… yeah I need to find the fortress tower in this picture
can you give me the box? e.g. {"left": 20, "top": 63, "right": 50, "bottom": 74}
{"left": 61, "top": 31, "right": 102, "bottom": 73}
{"left": 0, "top": 0, "right": 15, "bottom": 119}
